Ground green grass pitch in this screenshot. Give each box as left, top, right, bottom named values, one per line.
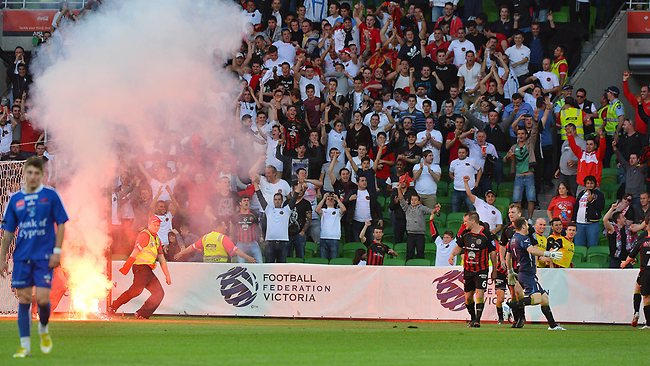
left=0, top=317, right=648, bottom=365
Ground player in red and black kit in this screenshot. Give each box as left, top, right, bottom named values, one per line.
left=449, top=212, right=497, bottom=327
left=621, top=216, right=650, bottom=329
left=499, top=204, right=530, bottom=324
left=359, top=220, right=397, bottom=266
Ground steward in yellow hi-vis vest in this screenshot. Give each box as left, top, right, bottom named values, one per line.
left=173, top=222, right=257, bottom=264
left=559, top=107, right=584, bottom=140
left=111, top=216, right=172, bottom=319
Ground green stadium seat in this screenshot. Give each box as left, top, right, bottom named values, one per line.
left=342, top=242, right=367, bottom=258
left=494, top=197, right=510, bottom=210
left=406, top=258, right=431, bottom=266
left=598, top=235, right=609, bottom=247
left=382, top=234, right=395, bottom=244
left=587, top=246, right=610, bottom=266
left=498, top=182, right=514, bottom=199
left=383, top=257, right=405, bottom=266
left=553, top=6, right=570, bottom=22
left=437, top=195, right=451, bottom=204
left=425, top=251, right=436, bottom=262
left=393, top=242, right=407, bottom=251
left=286, top=257, right=304, bottom=263
left=433, top=212, right=446, bottom=228
left=601, top=168, right=618, bottom=179
left=305, top=241, right=318, bottom=258
left=304, top=257, right=329, bottom=264
left=329, top=257, right=353, bottom=265
left=573, top=246, right=587, bottom=262
left=574, top=261, right=603, bottom=268
left=437, top=181, right=448, bottom=197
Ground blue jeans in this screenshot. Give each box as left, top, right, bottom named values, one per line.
left=431, top=6, right=443, bottom=22
left=309, top=218, right=321, bottom=246
left=451, top=189, right=474, bottom=212
left=575, top=222, right=600, bottom=248
left=266, top=240, right=289, bottom=263
left=513, top=174, right=536, bottom=203
left=320, top=239, right=340, bottom=260
left=236, top=242, right=263, bottom=264
left=288, top=234, right=306, bottom=258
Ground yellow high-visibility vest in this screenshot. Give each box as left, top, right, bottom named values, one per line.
left=134, top=230, right=160, bottom=266
left=559, top=107, right=583, bottom=140
left=605, top=99, right=623, bottom=135
left=201, top=231, right=230, bottom=263
left=551, top=58, right=568, bottom=85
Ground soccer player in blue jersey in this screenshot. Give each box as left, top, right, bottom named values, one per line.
left=0, top=157, right=69, bottom=358
left=506, top=217, right=566, bottom=330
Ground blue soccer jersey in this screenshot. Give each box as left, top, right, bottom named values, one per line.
left=510, top=232, right=536, bottom=276
left=1, top=185, right=69, bottom=261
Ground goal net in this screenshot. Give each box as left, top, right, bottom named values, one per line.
left=0, top=161, right=24, bottom=315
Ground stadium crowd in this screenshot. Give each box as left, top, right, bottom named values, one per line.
left=1, top=0, right=646, bottom=271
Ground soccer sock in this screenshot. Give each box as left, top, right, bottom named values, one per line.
left=541, top=305, right=558, bottom=328
left=634, top=293, right=642, bottom=313
left=466, top=302, right=476, bottom=321
left=17, top=303, right=31, bottom=351
left=496, top=305, right=504, bottom=321
left=523, top=296, right=532, bottom=306
left=475, top=303, right=484, bottom=322
left=644, top=305, right=650, bottom=325
left=38, top=303, right=51, bottom=334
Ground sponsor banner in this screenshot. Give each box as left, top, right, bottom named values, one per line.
left=2, top=10, right=57, bottom=36
left=111, top=262, right=638, bottom=323
left=628, top=11, right=650, bottom=38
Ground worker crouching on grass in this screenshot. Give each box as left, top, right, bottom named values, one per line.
left=109, top=216, right=172, bottom=319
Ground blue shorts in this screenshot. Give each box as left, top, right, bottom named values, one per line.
left=12, top=260, right=53, bottom=289
left=517, top=272, right=545, bottom=296
left=513, top=174, right=536, bottom=203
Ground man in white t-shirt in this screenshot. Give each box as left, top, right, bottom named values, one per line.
left=504, top=31, right=531, bottom=84
left=316, top=192, right=347, bottom=260
left=254, top=180, right=291, bottom=263
left=323, top=120, right=347, bottom=162
left=273, top=30, right=297, bottom=66
left=447, top=28, right=476, bottom=67
left=526, top=58, right=560, bottom=96
left=463, top=130, right=498, bottom=195
left=363, top=99, right=391, bottom=130
left=449, top=145, right=481, bottom=212
left=463, top=177, right=503, bottom=235
left=457, top=50, right=481, bottom=105
left=416, top=118, right=443, bottom=165
left=345, top=144, right=373, bottom=183
left=412, top=150, right=441, bottom=208
left=241, top=0, right=262, bottom=28
left=250, top=165, right=291, bottom=214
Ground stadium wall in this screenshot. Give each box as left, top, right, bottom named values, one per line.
left=96, top=262, right=639, bottom=324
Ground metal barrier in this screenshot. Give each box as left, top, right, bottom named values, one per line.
left=1, top=0, right=86, bottom=10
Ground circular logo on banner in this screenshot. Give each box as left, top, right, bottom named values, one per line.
left=431, top=270, right=465, bottom=311
left=216, top=267, right=258, bottom=307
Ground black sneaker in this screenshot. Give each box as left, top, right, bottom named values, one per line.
left=471, top=321, right=481, bottom=328
left=513, top=318, right=525, bottom=328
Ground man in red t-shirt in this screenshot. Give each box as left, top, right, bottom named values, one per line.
left=623, top=71, right=650, bottom=135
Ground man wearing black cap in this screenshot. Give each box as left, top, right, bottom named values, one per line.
left=604, top=86, right=625, bottom=167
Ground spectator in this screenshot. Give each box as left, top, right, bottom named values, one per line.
left=398, top=187, right=434, bottom=260
left=505, top=31, right=531, bottom=85
left=573, top=175, right=605, bottom=248
left=551, top=45, right=568, bottom=86
left=445, top=116, right=473, bottom=164
left=555, top=123, right=583, bottom=195
left=450, top=145, right=481, bottom=212
left=524, top=18, right=556, bottom=73
left=492, top=4, right=514, bottom=37
left=623, top=70, right=650, bottom=135
left=321, top=118, right=347, bottom=162
left=568, top=129, right=606, bottom=188
left=0, top=141, right=30, bottom=161
left=254, top=180, right=293, bottom=263
left=416, top=117, right=444, bottom=166
left=457, top=51, right=481, bottom=105
left=359, top=221, right=396, bottom=265
left=231, top=196, right=263, bottom=264
left=614, top=143, right=647, bottom=204
left=286, top=182, right=312, bottom=259
left=463, top=177, right=503, bottom=236
left=388, top=163, right=415, bottom=243
left=524, top=58, right=560, bottom=96
left=447, top=29, right=476, bottom=68
left=616, top=119, right=645, bottom=166
left=435, top=2, right=463, bottom=39
left=502, top=93, right=534, bottom=138
left=504, top=115, right=541, bottom=219
left=463, top=129, right=499, bottom=195
left=348, top=175, right=382, bottom=246
left=547, top=182, right=577, bottom=229
left=316, top=192, right=347, bottom=260
left=10, top=64, right=30, bottom=104
left=434, top=230, right=457, bottom=266
left=604, top=202, right=637, bottom=269
left=412, top=150, right=442, bottom=208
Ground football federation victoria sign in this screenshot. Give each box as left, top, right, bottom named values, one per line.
left=111, top=262, right=637, bottom=323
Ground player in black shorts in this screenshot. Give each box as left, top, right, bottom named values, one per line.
left=621, top=219, right=650, bottom=329
left=499, top=204, right=531, bottom=324
left=448, top=212, right=497, bottom=328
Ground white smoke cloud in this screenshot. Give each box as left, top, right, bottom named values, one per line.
left=28, top=0, right=247, bottom=315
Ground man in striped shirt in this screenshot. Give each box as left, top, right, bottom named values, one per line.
left=359, top=221, right=396, bottom=265
left=448, top=212, right=497, bottom=328
left=231, top=196, right=263, bottom=264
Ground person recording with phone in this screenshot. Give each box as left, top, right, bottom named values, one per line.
left=572, top=175, right=604, bottom=248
